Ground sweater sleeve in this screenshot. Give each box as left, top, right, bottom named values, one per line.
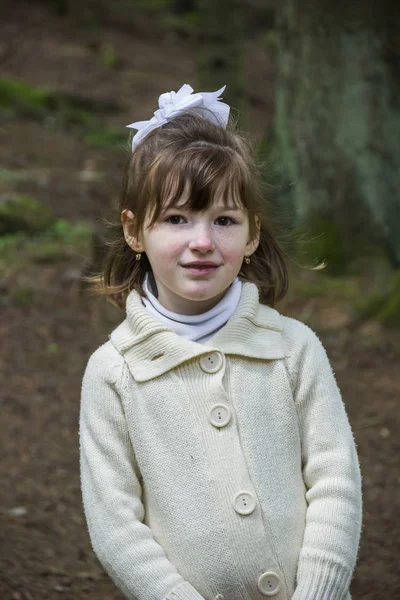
left=284, top=322, right=363, bottom=600
left=79, top=345, right=205, bottom=600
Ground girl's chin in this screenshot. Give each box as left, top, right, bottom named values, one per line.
left=179, top=281, right=227, bottom=298
left=155, top=274, right=237, bottom=312
left=180, top=287, right=229, bottom=306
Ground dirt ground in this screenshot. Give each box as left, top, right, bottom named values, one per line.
left=0, top=3, right=399, bottom=599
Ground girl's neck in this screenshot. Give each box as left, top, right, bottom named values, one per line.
left=146, top=271, right=232, bottom=315
left=141, top=273, right=242, bottom=343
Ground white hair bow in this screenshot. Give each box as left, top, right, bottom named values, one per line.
left=126, top=83, right=230, bottom=151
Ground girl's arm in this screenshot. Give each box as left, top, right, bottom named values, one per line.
left=79, top=346, right=205, bottom=600
left=285, top=322, right=363, bottom=600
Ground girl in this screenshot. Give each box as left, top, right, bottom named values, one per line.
left=80, top=84, right=362, bottom=600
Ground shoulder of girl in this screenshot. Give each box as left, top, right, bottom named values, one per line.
left=279, top=314, right=327, bottom=357
left=84, top=339, right=124, bottom=385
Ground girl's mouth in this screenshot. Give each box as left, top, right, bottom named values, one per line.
left=183, top=264, right=220, bottom=274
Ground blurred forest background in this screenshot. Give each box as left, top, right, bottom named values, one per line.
left=0, top=0, right=399, bottom=598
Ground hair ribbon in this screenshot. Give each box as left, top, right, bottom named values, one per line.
left=126, top=84, right=230, bottom=151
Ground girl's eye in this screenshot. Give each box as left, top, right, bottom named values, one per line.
left=215, top=216, right=234, bottom=226
left=166, top=215, right=185, bottom=225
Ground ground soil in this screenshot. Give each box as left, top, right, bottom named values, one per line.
left=0, top=3, right=399, bottom=600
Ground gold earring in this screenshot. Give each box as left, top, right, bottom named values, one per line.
left=244, top=256, right=251, bottom=264
left=135, top=252, right=142, bottom=261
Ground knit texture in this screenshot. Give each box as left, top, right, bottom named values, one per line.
left=79, top=282, right=362, bottom=600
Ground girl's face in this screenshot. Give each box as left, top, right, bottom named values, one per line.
left=122, top=200, right=259, bottom=315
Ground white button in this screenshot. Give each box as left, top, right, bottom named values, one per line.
left=233, top=491, right=256, bottom=515
left=209, top=404, right=232, bottom=428
left=199, top=352, right=223, bottom=373
left=258, top=572, right=281, bottom=596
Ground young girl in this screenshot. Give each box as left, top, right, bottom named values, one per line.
left=80, top=84, right=362, bottom=600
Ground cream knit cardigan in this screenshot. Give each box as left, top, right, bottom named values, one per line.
left=79, top=282, right=362, bottom=600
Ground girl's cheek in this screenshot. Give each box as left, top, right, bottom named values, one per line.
left=220, top=241, right=246, bottom=261
left=168, top=240, right=183, bottom=255
left=155, top=239, right=182, bottom=259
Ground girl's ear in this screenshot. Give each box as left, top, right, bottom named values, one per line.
left=121, top=209, right=142, bottom=252
left=245, top=215, right=261, bottom=257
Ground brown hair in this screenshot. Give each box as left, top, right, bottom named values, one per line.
left=85, top=108, right=290, bottom=309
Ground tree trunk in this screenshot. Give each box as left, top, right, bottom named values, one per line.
left=275, top=0, right=400, bottom=268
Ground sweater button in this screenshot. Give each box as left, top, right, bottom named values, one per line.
left=199, top=352, right=223, bottom=373
left=209, top=404, right=232, bottom=428
left=233, top=491, right=256, bottom=515
left=257, top=572, right=281, bottom=596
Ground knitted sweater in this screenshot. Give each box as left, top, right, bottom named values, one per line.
left=79, top=282, right=362, bottom=600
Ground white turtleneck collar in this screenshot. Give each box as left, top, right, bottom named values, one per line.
left=141, top=273, right=242, bottom=344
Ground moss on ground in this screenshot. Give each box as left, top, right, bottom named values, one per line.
left=291, top=273, right=359, bottom=301
left=0, top=218, right=93, bottom=276
left=0, top=77, right=124, bottom=149
left=355, top=271, right=400, bottom=327
left=84, top=127, right=127, bottom=149
left=0, top=193, right=54, bottom=234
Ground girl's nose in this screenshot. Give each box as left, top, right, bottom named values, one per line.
left=188, top=225, right=215, bottom=252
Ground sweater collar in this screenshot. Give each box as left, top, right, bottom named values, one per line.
left=110, top=282, right=285, bottom=382
left=142, top=275, right=243, bottom=343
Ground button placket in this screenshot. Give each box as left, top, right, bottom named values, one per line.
left=197, top=359, right=283, bottom=597
left=199, top=352, right=231, bottom=429
left=194, top=352, right=286, bottom=596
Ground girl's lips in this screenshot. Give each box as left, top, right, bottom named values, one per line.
left=183, top=262, right=219, bottom=267
left=182, top=264, right=220, bottom=274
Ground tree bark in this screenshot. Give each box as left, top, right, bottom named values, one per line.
left=275, top=0, right=400, bottom=268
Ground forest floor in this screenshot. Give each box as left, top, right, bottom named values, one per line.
left=0, top=3, right=399, bottom=599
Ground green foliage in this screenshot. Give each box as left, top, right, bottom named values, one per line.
left=45, top=0, right=68, bottom=16
left=258, top=30, right=277, bottom=56
left=0, top=77, right=126, bottom=141
left=99, top=43, right=119, bottom=69
left=46, top=342, right=60, bottom=353
left=290, top=257, right=400, bottom=327
left=44, top=218, right=93, bottom=246
left=0, top=194, right=53, bottom=235
left=0, top=77, right=95, bottom=128
left=292, top=274, right=359, bottom=301
left=161, top=10, right=199, bottom=35
left=0, top=232, right=25, bottom=252
left=130, top=0, right=173, bottom=9
left=355, top=271, right=400, bottom=326
left=0, top=219, right=93, bottom=274
left=12, top=287, right=36, bottom=308
left=0, top=169, right=43, bottom=185
left=0, top=77, right=127, bottom=147
left=84, top=127, right=127, bottom=149
left=0, top=78, right=50, bottom=119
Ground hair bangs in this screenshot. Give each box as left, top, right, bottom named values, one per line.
left=146, top=145, right=251, bottom=226
left=216, top=151, right=252, bottom=212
